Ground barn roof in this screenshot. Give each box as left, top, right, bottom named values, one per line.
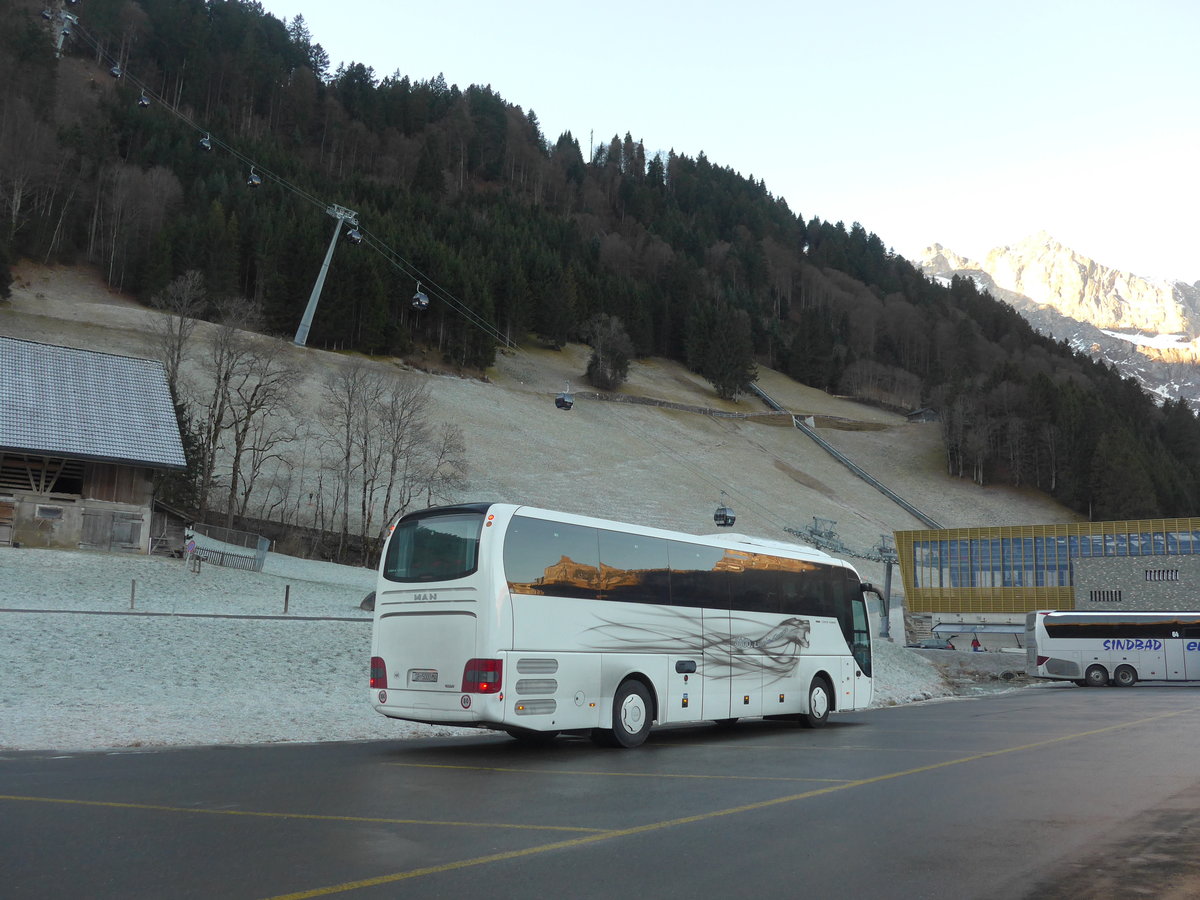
left=0, top=336, right=186, bottom=470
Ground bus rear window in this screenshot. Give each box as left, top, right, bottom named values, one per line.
left=384, top=512, right=483, bottom=583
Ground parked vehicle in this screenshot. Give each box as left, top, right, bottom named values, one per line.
left=370, top=502, right=878, bottom=748
left=906, top=638, right=955, bottom=650
left=1026, top=610, right=1200, bottom=686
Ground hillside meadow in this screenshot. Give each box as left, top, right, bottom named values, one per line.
left=0, top=261, right=1082, bottom=600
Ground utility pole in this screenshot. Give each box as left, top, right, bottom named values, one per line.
left=293, top=204, right=359, bottom=347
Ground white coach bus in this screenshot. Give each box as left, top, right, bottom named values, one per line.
left=1026, top=610, right=1200, bottom=687
left=370, top=503, right=876, bottom=747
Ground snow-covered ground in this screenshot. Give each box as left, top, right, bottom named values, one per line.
left=0, top=547, right=992, bottom=752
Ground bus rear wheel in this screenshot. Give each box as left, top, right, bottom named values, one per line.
left=800, top=676, right=832, bottom=728
left=1084, top=664, right=1110, bottom=687
left=1113, top=665, right=1138, bottom=687
left=593, top=679, right=653, bottom=748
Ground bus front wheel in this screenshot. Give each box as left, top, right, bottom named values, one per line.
left=1084, top=664, right=1110, bottom=687
left=594, top=679, right=653, bottom=748
left=800, top=676, right=832, bottom=728
left=1113, top=665, right=1138, bottom=687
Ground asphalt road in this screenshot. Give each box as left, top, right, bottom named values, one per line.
left=3, top=683, right=1199, bottom=899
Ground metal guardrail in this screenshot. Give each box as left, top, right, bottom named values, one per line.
left=188, top=524, right=270, bottom=573
left=748, top=383, right=942, bottom=529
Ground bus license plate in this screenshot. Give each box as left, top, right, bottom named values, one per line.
left=410, top=670, right=438, bottom=683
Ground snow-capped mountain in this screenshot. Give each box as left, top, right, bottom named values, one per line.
left=919, top=233, right=1200, bottom=407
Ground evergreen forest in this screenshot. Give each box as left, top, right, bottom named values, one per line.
left=2, top=0, right=1199, bottom=522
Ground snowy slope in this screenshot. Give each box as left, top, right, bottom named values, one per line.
left=0, top=547, right=960, bottom=752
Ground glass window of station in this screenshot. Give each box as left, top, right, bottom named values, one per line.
left=908, top=528, right=1200, bottom=589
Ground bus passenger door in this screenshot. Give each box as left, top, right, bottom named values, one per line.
left=702, top=608, right=732, bottom=720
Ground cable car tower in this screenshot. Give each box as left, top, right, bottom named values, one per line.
left=294, top=204, right=360, bottom=347
left=785, top=517, right=897, bottom=638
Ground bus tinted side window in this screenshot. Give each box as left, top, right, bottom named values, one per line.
left=667, top=541, right=730, bottom=609
left=1047, top=618, right=1184, bottom=640
left=504, top=517, right=600, bottom=600
left=729, top=553, right=781, bottom=614
left=598, top=530, right=670, bottom=605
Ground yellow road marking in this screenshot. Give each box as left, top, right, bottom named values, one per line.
left=0, top=796, right=604, bottom=833
left=266, top=708, right=1192, bottom=899
left=387, top=762, right=850, bottom=783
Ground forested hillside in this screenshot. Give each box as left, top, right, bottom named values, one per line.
left=2, top=0, right=1199, bottom=521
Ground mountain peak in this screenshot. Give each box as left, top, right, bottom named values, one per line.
left=919, top=235, right=1200, bottom=336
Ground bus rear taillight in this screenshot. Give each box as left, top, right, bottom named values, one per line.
left=1036, top=656, right=1050, bottom=667
left=462, top=659, right=502, bottom=693
left=370, top=656, right=388, bottom=689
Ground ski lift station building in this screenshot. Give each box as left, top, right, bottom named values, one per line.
left=894, top=519, right=1200, bottom=637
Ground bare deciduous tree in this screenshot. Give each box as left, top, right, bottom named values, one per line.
left=146, top=270, right=205, bottom=400
left=318, top=360, right=468, bottom=563
left=221, top=335, right=299, bottom=530
left=420, top=422, right=468, bottom=509
left=194, top=299, right=265, bottom=519
left=237, top=411, right=297, bottom=522
left=320, top=359, right=382, bottom=560
left=583, top=313, right=634, bottom=391
left=370, top=372, right=431, bottom=559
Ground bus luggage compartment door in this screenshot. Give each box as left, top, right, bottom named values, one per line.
left=728, top=614, right=766, bottom=719
left=702, top=608, right=732, bottom=720
left=666, top=657, right=705, bottom=723
left=839, top=656, right=859, bottom=709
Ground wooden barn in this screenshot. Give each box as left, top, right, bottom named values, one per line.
left=0, top=336, right=186, bottom=553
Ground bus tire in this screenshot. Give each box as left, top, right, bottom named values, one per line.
left=1084, top=664, right=1109, bottom=687
left=800, top=676, right=832, bottom=728
left=1113, top=665, right=1138, bottom=687
left=602, top=679, right=653, bottom=748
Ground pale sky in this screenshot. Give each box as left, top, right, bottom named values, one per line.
left=258, top=0, right=1200, bottom=284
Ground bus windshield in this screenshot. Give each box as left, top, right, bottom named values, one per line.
left=383, top=511, right=484, bottom=583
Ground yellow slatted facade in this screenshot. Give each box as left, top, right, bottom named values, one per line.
left=894, top=519, right=1200, bottom=614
